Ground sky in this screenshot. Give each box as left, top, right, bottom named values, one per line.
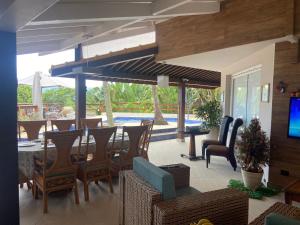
left=17, top=32, right=155, bottom=88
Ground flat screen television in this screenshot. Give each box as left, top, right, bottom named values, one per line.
left=288, top=97, right=300, bottom=139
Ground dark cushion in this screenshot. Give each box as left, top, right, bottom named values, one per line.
left=265, top=213, right=300, bottom=225
left=219, top=116, right=234, bottom=145
left=176, top=186, right=201, bottom=197
left=133, top=157, right=176, bottom=200
left=202, top=139, right=221, bottom=146
left=206, top=145, right=228, bottom=156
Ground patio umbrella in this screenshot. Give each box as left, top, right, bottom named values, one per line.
left=32, top=72, right=43, bottom=119
left=19, top=72, right=74, bottom=88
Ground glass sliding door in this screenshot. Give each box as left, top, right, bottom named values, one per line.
left=232, top=67, right=261, bottom=125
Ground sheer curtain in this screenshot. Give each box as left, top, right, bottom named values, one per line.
left=232, top=68, right=261, bottom=125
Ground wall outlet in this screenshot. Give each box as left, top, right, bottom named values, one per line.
left=280, top=170, right=290, bottom=176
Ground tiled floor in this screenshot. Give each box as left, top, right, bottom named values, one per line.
left=20, top=136, right=284, bottom=225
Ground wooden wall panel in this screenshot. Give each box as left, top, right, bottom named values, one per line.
left=156, top=0, right=295, bottom=61
left=269, top=41, right=300, bottom=187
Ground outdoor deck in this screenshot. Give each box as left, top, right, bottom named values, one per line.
left=20, top=136, right=283, bottom=225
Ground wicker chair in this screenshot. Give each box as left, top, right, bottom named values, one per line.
left=249, top=202, right=300, bottom=225
left=139, top=120, right=154, bottom=161
left=32, top=130, right=82, bottom=213
left=119, top=170, right=249, bottom=225
left=77, top=127, right=117, bottom=201
left=206, top=118, right=243, bottom=171
left=201, top=116, right=233, bottom=159
left=19, top=169, right=32, bottom=190
left=18, top=120, right=47, bottom=140
left=51, top=119, right=76, bottom=131
left=18, top=120, right=47, bottom=188
left=111, top=125, right=148, bottom=174
left=80, top=118, right=103, bottom=130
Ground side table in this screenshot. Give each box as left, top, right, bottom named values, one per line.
left=160, top=164, right=190, bottom=189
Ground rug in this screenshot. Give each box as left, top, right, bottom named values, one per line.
left=228, top=179, right=281, bottom=200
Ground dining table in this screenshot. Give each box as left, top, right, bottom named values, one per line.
left=180, top=126, right=210, bottom=161
left=18, top=133, right=128, bottom=179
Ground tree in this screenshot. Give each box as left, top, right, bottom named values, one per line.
left=18, top=84, right=32, bottom=103
left=42, top=87, right=75, bottom=108
left=152, top=85, right=168, bottom=125
left=103, top=81, right=114, bottom=126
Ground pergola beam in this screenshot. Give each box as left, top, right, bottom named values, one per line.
left=177, top=81, right=186, bottom=142
left=74, top=44, right=86, bottom=128
left=0, top=0, right=59, bottom=32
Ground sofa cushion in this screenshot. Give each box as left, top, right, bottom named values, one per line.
left=133, top=157, right=176, bottom=200
left=176, top=186, right=201, bottom=198
left=265, top=213, right=300, bottom=225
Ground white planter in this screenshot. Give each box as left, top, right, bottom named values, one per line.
left=241, top=169, right=263, bottom=191
left=206, top=127, right=219, bottom=140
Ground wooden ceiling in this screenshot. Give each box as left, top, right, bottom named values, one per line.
left=51, top=43, right=221, bottom=88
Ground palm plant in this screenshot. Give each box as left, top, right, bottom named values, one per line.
left=194, top=99, right=222, bottom=129
left=236, top=118, right=270, bottom=173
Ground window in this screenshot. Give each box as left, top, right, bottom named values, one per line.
left=232, top=66, right=261, bottom=125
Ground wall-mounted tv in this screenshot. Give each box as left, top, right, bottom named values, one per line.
left=288, top=97, right=300, bottom=139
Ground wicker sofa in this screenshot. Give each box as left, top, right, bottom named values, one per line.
left=249, top=202, right=300, bottom=225
left=119, top=157, right=249, bottom=225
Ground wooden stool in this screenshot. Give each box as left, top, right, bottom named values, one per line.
left=285, top=180, right=300, bottom=204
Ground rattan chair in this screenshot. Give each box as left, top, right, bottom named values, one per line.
left=18, top=120, right=47, bottom=189
left=201, top=116, right=233, bottom=159
left=77, top=127, right=117, bottom=201
left=51, top=119, right=76, bottom=131
left=32, top=130, right=82, bottom=213
left=80, top=118, right=103, bottom=130
left=249, top=202, right=300, bottom=225
left=111, top=125, right=148, bottom=174
left=139, top=120, right=154, bottom=161
left=206, top=118, right=243, bottom=171
left=18, top=120, right=47, bottom=140
left=19, top=169, right=32, bottom=190
left=119, top=170, right=248, bottom=225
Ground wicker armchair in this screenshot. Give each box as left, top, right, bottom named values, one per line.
left=119, top=170, right=249, bottom=225
left=51, top=119, right=76, bottom=131
left=80, top=118, right=103, bottom=129
left=18, top=120, right=47, bottom=140
left=77, top=127, right=117, bottom=201
left=139, top=120, right=154, bottom=161
left=111, top=126, right=148, bottom=174
left=32, top=130, right=82, bottom=213
left=249, top=202, right=300, bottom=225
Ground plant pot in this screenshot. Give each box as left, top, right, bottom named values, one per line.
left=241, top=169, right=263, bottom=191
left=206, top=127, right=219, bottom=140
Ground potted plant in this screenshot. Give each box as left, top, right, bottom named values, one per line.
left=194, top=99, right=222, bottom=139
left=236, top=118, right=270, bottom=190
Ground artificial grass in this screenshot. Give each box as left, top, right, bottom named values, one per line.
left=228, top=179, right=281, bottom=200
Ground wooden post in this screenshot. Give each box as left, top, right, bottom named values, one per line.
left=177, top=81, right=186, bottom=142
left=75, top=44, right=86, bottom=128
left=0, top=31, right=19, bottom=224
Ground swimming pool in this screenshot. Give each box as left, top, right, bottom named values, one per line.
left=108, top=116, right=202, bottom=125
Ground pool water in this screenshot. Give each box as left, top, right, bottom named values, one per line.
left=109, top=116, right=202, bottom=125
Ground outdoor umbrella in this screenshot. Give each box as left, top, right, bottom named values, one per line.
left=32, top=72, right=43, bottom=119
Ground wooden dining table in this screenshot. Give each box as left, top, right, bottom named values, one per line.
left=18, top=134, right=128, bottom=179
left=180, top=126, right=210, bottom=161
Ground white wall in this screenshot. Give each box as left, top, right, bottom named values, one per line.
left=221, top=44, right=275, bottom=136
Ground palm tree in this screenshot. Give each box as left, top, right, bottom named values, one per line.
left=152, top=85, right=168, bottom=125
left=103, top=81, right=114, bottom=126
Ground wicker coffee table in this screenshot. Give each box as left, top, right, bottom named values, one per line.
left=249, top=202, right=300, bottom=225
left=285, top=180, right=300, bottom=204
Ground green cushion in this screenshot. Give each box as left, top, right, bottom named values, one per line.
left=265, top=213, right=300, bottom=225
left=176, top=186, right=200, bottom=197
left=133, top=157, right=176, bottom=200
